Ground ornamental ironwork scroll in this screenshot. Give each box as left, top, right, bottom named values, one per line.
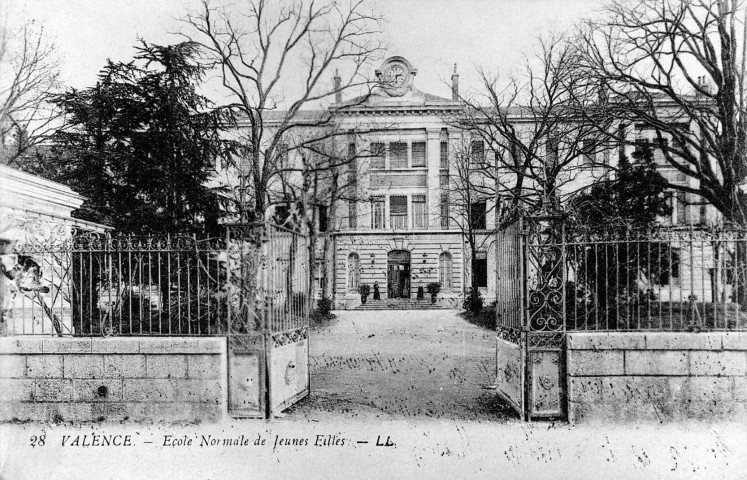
left=226, top=224, right=266, bottom=335
left=525, top=216, right=566, bottom=332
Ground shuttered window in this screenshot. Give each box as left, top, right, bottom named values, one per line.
left=348, top=201, right=357, bottom=228
left=370, top=142, right=385, bottom=170
left=389, top=195, right=407, bottom=215
left=440, top=141, right=449, bottom=169
left=412, top=195, right=427, bottom=228
left=371, top=196, right=385, bottom=229
left=390, top=142, right=407, bottom=169
left=411, top=142, right=426, bottom=167
left=470, top=201, right=487, bottom=230
left=470, top=141, right=484, bottom=164
left=440, top=193, right=449, bottom=228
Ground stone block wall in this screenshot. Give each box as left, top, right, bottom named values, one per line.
left=567, top=332, right=747, bottom=423
left=0, top=337, right=227, bottom=423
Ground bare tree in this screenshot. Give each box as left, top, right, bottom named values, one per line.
left=456, top=37, right=610, bottom=220
left=575, top=0, right=747, bottom=224
left=0, top=13, right=60, bottom=165
left=444, top=138, right=495, bottom=292
left=272, top=132, right=376, bottom=300
left=182, top=0, right=383, bottom=221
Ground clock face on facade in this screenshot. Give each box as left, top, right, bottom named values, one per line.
left=381, top=62, right=410, bottom=95
left=389, top=64, right=406, bottom=86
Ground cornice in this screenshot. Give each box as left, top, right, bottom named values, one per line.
left=0, top=165, right=86, bottom=213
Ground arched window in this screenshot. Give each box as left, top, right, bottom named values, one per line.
left=347, top=253, right=360, bottom=291
left=439, top=252, right=453, bottom=289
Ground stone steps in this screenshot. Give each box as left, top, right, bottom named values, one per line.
left=353, top=300, right=444, bottom=311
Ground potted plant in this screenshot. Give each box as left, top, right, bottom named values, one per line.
left=358, top=284, right=371, bottom=304
left=426, top=282, right=441, bottom=304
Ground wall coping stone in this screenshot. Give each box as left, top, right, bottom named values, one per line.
left=567, top=333, right=645, bottom=350
left=90, top=338, right=141, bottom=354
left=645, top=333, right=723, bottom=350
left=0, top=337, right=44, bottom=354
left=568, top=332, right=747, bottom=351
left=138, top=338, right=224, bottom=354
left=0, top=337, right=225, bottom=355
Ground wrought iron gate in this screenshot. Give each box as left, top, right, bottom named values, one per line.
left=226, top=223, right=310, bottom=418
left=495, top=214, right=566, bottom=421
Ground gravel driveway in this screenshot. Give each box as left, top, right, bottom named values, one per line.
left=285, top=309, right=516, bottom=421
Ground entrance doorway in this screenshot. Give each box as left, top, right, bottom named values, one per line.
left=387, top=250, right=411, bottom=298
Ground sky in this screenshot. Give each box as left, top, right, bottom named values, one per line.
left=7, top=0, right=604, bottom=103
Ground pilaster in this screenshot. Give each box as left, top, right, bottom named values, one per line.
left=426, top=129, right=441, bottom=229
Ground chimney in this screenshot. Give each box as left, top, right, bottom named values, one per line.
left=451, top=64, right=459, bottom=101
left=334, top=69, right=342, bottom=103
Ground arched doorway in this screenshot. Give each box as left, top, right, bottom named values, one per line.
left=387, top=250, right=411, bottom=298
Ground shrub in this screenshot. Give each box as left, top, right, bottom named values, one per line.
left=426, top=282, right=441, bottom=296
left=316, top=297, right=333, bottom=316
left=358, top=284, right=371, bottom=296
left=463, top=289, right=484, bottom=314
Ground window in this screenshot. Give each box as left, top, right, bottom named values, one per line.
left=440, top=141, right=449, bottom=169
left=470, top=201, right=487, bottom=230
left=390, top=195, right=408, bottom=229
left=633, top=137, right=650, bottom=152
left=657, top=248, right=680, bottom=287
left=547, top=137, right=559, bottom=167
left=440, top=173, right=449, bottom=188
left=582, top=139, right=596, bottom=166
left=470, top=141, right=484, bottom=164
left=314, top=260, right=323, bottom=291
left=278, top=143, right=289, bottom=167
left=390, top=142, right=407, bottom=169
left=347, top=253, right=360, bottom=291
left=370, top=142, right=385, bottom=170
left=413, top=195, right=427, bottom=228
left=674, top=192, right=687, bottom=224
left=602, top=149, right=611, bottom=169
left=510, top=141, right=522, bottom=164
left=371, top=196, right=385, bottom=229
left=700, top=202, right=708, bottom=225
left=474, top=252, right=488, bottom=288
left=440, top=193, right=450, bottom=228
left=348, top=143, right=357, bottom=184
left=318, top=206, right=328, bottom=232
left=671, top=170, right=688, bottom=184
left=348, top=201, right=357, bottom=229
left=411, top=142, right=426, bottom=167
left=439, top=252, right=453, bottom=289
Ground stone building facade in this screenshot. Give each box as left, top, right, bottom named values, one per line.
left=324, top=56, right=497, bottom=308
left=238, top=56, right=722, bottom=310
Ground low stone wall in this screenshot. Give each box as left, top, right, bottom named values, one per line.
left=567, top=332, right=747, bottom=423
left=0, top=337, right=227, bottom=423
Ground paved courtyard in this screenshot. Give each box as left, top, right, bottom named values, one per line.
left=285, top=309, right=516, bottom=421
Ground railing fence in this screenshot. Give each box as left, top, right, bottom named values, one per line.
left=1, top=223, right=310, bottom=337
